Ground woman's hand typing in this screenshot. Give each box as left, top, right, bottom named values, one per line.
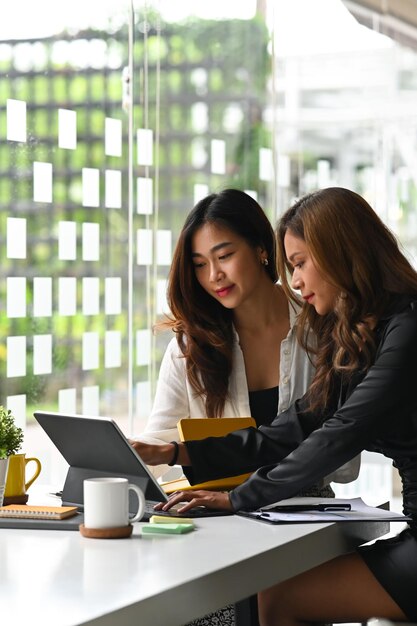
left=154, top=489, right=233, bottom=513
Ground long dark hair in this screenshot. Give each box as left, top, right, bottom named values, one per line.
left=163, top=188, right=278, bottom=417
left=277, top=186, right=417, bottom=413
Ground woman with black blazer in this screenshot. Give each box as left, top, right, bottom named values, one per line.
left=135, top=187, right=417, bottom=624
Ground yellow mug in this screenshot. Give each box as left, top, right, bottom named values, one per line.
left=5, top=453, right=42, bottom=497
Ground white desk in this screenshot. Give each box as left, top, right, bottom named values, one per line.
left=0, top=495, right=389, bottom=626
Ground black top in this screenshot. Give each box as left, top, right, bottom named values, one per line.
left=184, top=297, right=417, bottom=525
left=248, top=387, right=279, bottom=427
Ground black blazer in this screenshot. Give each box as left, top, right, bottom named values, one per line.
left=184, top=298, right=417, bottom=520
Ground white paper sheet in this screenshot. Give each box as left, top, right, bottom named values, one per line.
left=240, top=497, right=410, bottom=523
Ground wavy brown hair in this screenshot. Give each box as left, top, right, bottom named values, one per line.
left=277, top=187, right=417, bottom=414
left=161, top=189, right=278, bottom=417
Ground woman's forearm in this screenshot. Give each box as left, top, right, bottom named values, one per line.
left=130, top=439, right=190, bottom=467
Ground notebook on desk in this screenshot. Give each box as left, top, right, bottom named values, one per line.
left=4, top=411, right=232, bottom=531
left=161, top=416, right=256, bottom=494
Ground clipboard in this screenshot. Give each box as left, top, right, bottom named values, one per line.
left=177, top=416, right=256, bottom=441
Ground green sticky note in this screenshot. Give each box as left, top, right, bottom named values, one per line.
left=142, top=523, right=195, bottom=534
left=149, top=515, right=194, bottom=525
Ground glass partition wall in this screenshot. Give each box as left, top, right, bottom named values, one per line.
left=2, top=0, right=417, bottom=495
left=1, top=0, right=274, bottom=484
left=1, top=1, right=133, bottom=483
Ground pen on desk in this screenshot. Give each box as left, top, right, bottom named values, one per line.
left=317, top=504, right=351, bottom=511
left=262, top=503, right=352, bottom=513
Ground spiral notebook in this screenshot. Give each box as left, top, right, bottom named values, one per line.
left=0, top=504, right=78, bottom=520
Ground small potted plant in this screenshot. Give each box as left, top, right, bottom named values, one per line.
left=0, top=406, right=24, bottom=506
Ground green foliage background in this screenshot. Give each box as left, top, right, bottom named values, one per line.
left=0, top=10, right=272, bottom=419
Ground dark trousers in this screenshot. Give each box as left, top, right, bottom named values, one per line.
left=235, top=596, right=260, bottom=626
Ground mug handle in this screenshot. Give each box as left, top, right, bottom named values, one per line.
left=24, top=457, right=42, bottom=491
left=128, top=483, right=145, bottom=523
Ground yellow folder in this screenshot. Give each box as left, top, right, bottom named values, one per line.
left=161, top=417, right=256, bottom=494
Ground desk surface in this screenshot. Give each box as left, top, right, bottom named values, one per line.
left=1, top=491, right=389, bottom=626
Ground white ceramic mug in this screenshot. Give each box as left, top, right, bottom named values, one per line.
left=83, top=477, right=145, bottom=529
